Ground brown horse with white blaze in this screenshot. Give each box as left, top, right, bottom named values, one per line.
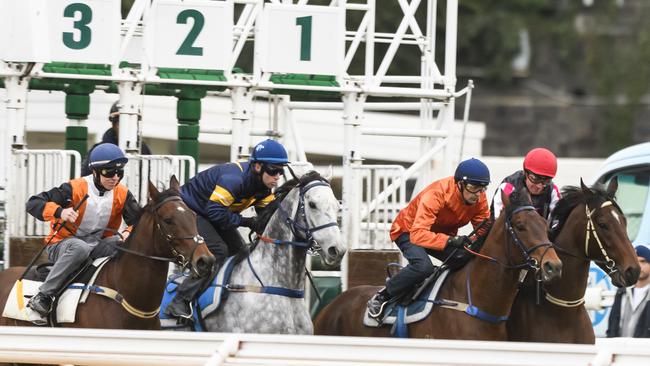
left=507, top=178, right=640, bottom=343
left=0, top=176, right=214, bottom=329
left=314, top=189, right=563, bottom=339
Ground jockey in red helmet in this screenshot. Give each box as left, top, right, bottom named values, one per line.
left=491, top=147, right=560, bottom=221
left=367, top=158, right=491, bottom=318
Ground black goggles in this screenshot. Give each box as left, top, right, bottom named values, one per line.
left=464, top=182, right=488, bottom=194
left=99, top=168, right=124, bottom=178
left=262, top=165, right=285, bottom=176
left=525, top=170, right=552, bottom=186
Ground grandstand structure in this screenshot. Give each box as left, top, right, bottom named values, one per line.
left=0, top=0, right=472, bottom=296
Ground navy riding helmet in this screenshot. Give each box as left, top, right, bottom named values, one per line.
left=454, top=158, right=490, bottom=186
left=89, top=143, right=128, bottom=169
left=250, top=139, right=289, bottom=165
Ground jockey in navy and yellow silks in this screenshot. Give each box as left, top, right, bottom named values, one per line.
left=26, top=144, right=140, bottom=317
left=180, top=161, right=274, bottom=231
left=165, top=139, right=290, bottom=319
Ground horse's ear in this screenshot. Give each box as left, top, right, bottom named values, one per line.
left=501, top=187, right=511, bottom=208
left=580, top=178, right=593, bottom=197
left=606, top=176, right=619, bottom=197
left=324, top=165, right=333, bottom=181
left=148, top=179, right=159, bottom=201
left=169, top=175, right=180, bottom=192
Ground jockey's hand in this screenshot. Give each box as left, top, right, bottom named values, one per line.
left=240, top=217, right=258, bottom=232
left=60, top=207, right=79, bottom=223
left=447, top=235, right=469, bottom=249
left=120, top=231, right=130, bottom=242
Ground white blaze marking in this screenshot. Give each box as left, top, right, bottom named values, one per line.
left=177, top=207, right=186, bottom=212
left=611, top=210, right=621, bottom=224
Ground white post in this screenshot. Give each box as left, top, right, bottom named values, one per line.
left=230, top=83, right=253, bottom=162
left=2, top=73, right=29, bottom=268
left=117, top=81, right=143, bottom=154
left=341, top=91, right=365, bottom=291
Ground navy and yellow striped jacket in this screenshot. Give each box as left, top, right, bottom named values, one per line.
left=180, top=162, right=274, bottom=230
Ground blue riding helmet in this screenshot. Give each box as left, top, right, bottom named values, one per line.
left=88, top=143, right=128, bottom=169
left=250, top=139, right=289, bottom=165
left=454, top=158, right=490, bottom=186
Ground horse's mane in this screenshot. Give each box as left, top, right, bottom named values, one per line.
left=256, top=170, right=329, bottom=232
left=549, top=184, right=614, bottom=241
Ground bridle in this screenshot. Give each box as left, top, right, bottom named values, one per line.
left=503, top=205, right=554, bottom=271
left=546, top=199, right=621, bottom=307
left=259, top=179, right=338, bottom=254
left=116, top=195, right=205, bottom=276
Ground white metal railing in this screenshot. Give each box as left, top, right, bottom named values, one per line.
left=123, top=155, right=196, bottom=204
left=0, top=326, right=649, bottom=366
left=9, top=149, right=81, bottom=237
left=354, top=165, right=406, bottom=250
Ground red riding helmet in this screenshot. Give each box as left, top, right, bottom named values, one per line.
left=523, top=148, right=557, bottom=178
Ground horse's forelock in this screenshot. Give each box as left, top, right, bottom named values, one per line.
left=505, top=190, right=532, bottom=217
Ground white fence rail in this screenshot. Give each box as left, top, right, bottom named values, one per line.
left=123, top=154, right=196, bottom=204
left=0, top=327, right=649, bottom=366
left=354, top=165, right=407, bottom=250
left=9, top=149, right=81, bottom=237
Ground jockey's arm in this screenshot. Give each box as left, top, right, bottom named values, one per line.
left=26, top=182, right=73, bottom=221
left=409, top=190, right=449, bottom=251
left=120, top=191, right=140, bottom=237
left=206, top=175, right=245, bottom=230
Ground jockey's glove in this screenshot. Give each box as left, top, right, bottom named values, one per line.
left=446, top=235, right=469, bottom=249
left=240, top=217, right=258, bottom=231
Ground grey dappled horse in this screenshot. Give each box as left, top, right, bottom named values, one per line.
left=202, top=171, right=346, bottom=334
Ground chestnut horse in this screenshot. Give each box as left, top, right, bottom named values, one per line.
left=0, top=176, right=214, bottom=329
left=314, top=190, right=563, bottom=340
left=507, top=178, right=640, bottom=343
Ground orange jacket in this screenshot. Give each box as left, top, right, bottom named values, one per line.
left=26, top=176, right=139, bottom=245
left=390, top=176, right=490, bottom=250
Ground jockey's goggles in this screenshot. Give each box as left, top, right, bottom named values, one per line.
left=464, top=182, right=488, bottom=194
left=525, top=170, right=552, bottom=186
left=262, top=164, right=285, bottom=176
left=99, top=167, right=124, bottom=179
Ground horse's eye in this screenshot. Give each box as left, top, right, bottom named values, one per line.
left=308, top=201, right=317, bottom=209
left=515, top=223, right=526, bottom=231
left=597, top=221, right=608, bottom=229
left=164, top=218, right=173, bottom=225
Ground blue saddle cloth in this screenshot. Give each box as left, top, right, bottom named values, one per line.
left=363, top=268, right=451, bottom=336
left=160, top=256, right=237, bottom=331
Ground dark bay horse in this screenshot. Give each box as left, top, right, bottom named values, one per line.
left=198, top=171, right=346, bottom=334
left=507, top=178, right=640, bottom=343
left=0, top=176, right=214, bottom=329
left=314, top=190, right=563, bottom=340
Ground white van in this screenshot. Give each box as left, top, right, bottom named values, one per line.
left=592, top=142, right=650, bottom=245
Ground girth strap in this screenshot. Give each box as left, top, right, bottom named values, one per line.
left=434, top=299, right=508, bottom=324
left=67, top=284, right=160, bottom=319
left=225, top=284, right=304, bottom=298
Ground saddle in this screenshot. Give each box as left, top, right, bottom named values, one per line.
left=2, top=257, right=111, bottom=326
left=364, top=265, right=451, bottom=335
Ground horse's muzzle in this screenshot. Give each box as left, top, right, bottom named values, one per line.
left=195, top=254, right=216, bottom=277
left=541, top=260, right=563, bottom=283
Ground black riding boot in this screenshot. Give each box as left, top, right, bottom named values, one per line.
left=367, top=287, right=391, bottom=318
left=165, top=261, right=223, bottom=319
left=28, top=292, right=54, bottom=317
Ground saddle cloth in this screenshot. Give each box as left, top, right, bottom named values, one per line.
left=363, top=268, right=450, bottom=327
left=2, top=257, right=111, bottom=325
left=160, top=256, right=236, bottom=330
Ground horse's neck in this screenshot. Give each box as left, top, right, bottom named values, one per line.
left=110, top=214, right=170, bottom=309
left=550, top=205, right=591, bottom=298
left=467, top=221, right=523, bottom=315
left=252, top=190, right=306, bottom=289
